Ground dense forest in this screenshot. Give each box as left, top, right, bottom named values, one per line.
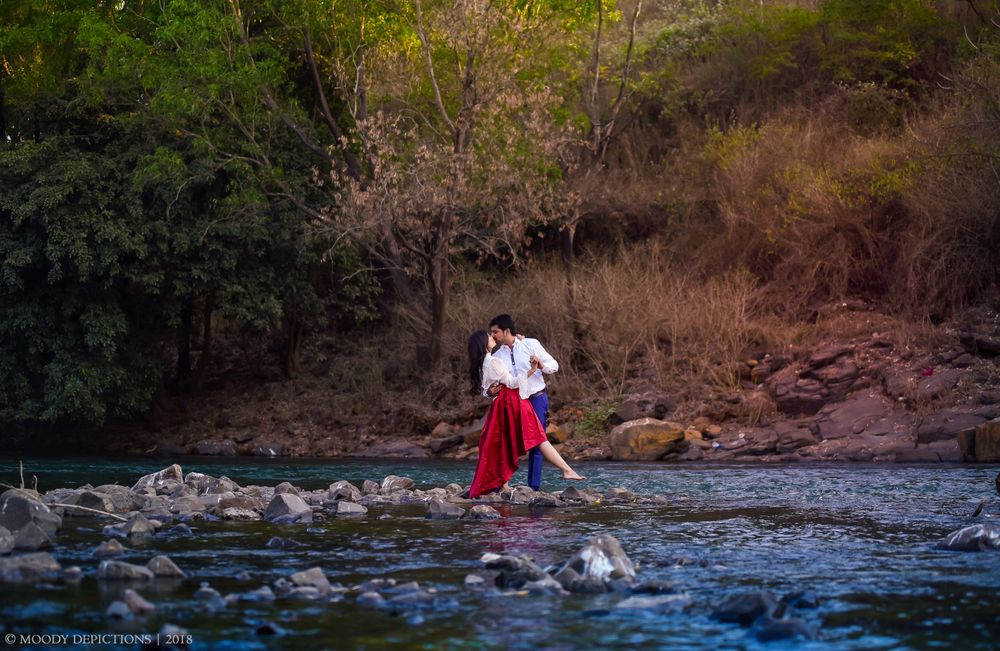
left=2, top=0, right=998, bottom=448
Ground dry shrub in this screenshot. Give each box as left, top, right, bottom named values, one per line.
left=446, top=242, right=772, bottom=404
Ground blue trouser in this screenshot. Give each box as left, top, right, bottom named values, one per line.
left=526, top=391, right=549, bottom=490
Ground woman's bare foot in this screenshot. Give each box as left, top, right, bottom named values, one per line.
left=562, top=470, right=585, bottom=480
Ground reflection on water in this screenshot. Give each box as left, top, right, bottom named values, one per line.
left=1, top=457, right=999, bottom=649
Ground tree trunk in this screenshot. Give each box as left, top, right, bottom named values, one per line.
left=428, top=252, right=449, bottom=371
left=561, top=216, right=589, bottom=365
left=176, top=298, right=193, bottom=386
left=193, top=292, right=214, bottom=388
left=282, top=313, right=304, bottom=378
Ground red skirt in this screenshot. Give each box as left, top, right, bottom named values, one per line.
left=469, top=387, right=548, bottom=498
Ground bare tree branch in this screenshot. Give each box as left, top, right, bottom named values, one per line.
left=414, top=0, right=456, bottom=132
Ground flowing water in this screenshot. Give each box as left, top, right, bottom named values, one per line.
left=1, top=457, right=998, bottom=650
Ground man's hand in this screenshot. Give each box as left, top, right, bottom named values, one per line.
left=530, top=354, right=543, bottom=370
left=487, top=382, right=501, bottom=397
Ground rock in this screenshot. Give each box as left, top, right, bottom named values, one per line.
left=609, top=418, right=685, bottom=461
left=959, top=332, right=1000, bottom=357
left=734, top=428, right=778, bottom=456
left=123, top=588, right=156, bottom=615
left=94, top=539, right=127, bottom=558
left=0, top=526, right=12, bottom=555
left=546, top=423, right=572, bottom=444
left=104, top=512, right=157, bottom=539
left=460, top=417, right=487, bottom=447
left=529, top=492, right=565, bottom=508
left=559, top=487, right=601, bottom=504
left=147, top=555, right=187, bottom=578
left=221, top=509, right=258, bottom=524
left=219, top=494, right=263, bottom=512
left=106, top=600, right=133, bottom=619
left=194, top=582, right=226, bottom=610
left=464, top=505, right=502, bottom=520
left=523, top=574, right=569, bottom=595
left=815, top=394, right=890, bottom=440
left=361, top=480, right=380, bottom=495
left=604, top=487, right=635, bottom=502
left=184, top=473, right=240, bottom=495
left=290, top=567, right=331, bottom=595
left=131, top=465, right=184, bottom=493
left=807, top=344, right=854, bottom=369
left=614, top=594, right=692, bottom=612
left=0, top=552, right=61, bottom=582
left=430, top=434, right=465, bottom=454
left=265, top=536, right=305, bottom=549
left=97, top=560, right=155, bottom=581
left=552, top=535, right=636, bottom=592
left=195, top=439, right=238, bottom=456
left=253, top=442, right=286, bottom=457
left=712, top=590, right=779, bottom=626
left=914, top=369, right=963, bottom=402
left=609, top=399, right=644, bottom=425
left=73, top=490, right=117, bottom=514
left=263, top=493, right=312, bottom=523
left=464, top=574, right=486, bottom=588
left=937, top=524, right=1000, bottom=551
left=926, top=439, right=962, bottom=462
left=327, top=480, right=362, bottom=502
left=775, top=424, right=819, bottom=453
left=766, top=367, right=827, bottom=416
left=12, top=522, right=54, bottom=550
left=335, top=502, right=368, bottom=517
left=426, top=498, right=465, bottom=520
left=380, top=475, right=416, bottom=494
left=483, top=554, right=548, bottom=589
left=916, top=411, right=989, bottom=444
left=971, top=419, right=1000, bottom=462
left=351, top=441, right=429, bottom=458
left=357, top=591, right=385, bottom=607
left=752, top=617, right=817, bottom=642
left=274, top=482, right=300, bottom=495
left=0, top=490, right=62, bottom=537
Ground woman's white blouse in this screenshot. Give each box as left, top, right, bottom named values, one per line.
left=481, top=353, right=534, bottom=400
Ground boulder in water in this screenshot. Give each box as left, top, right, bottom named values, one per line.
left=937, top=523, right=1000, bottom=551
left=712, top=590, right=779, bottom=626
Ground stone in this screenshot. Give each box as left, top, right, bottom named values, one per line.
left=815, top=394, right=890, bottom=440
left=106, top=600, right=133, bottom=619
left=290, top=567, right=331, bottom=595
left=357, top=591, right=385, bottom=607
left=552, top=535, right=636, bottom=592
left=123, top=589, right=156, bottom=615
left=194, top=583, right=226, bottom=610
left=604, top=487, right=635, bottom=502
left=12, top=522, right=54, bottom=550
left=97, top=560, right=155, bottom=581
left=73, top=490, right=117, bottom=514
left=380, top=475, right=416, bottom=494
left=609, top=418, right=685, bottom=461
left=253, top=442, right=286, bottom=457
left=558, top=487, right=601, bottom=504
left=926, top=439, right=962, bottom=462
left=808, top=344, right=854, bottom=369
left=105, top=512, right=156, bottom=539
left=523, top=574, right=569, bottom=596
left=274, top=482, right=300, bottom=495
left=335, top=502, right=368, bottom=517
left=0, top=526, right=12, bottom=555
left=546, top=424, right=572, bottom=444
left=195, top=439, right=238, bottom=456
left=131, top=465, right=184, bottom=493
left=0, top=552, right=61, bottom=582
left=973, top=419, right=1000, bottom=462
left=147, top=555, right=186, bottom=578
left=609, top=399, right=644, bottom=425
left=936, top=523, right=1000, bottom=551
left=483, top=554, right=548, bottom=589
left=263, top=493, right=312, bottom=523
left=327, top=480, right=362, bottom=502
left=219, top=495, right=262, bottom=511
left=614, top=594, right=692, bottom=612
left=712, top=590, right=779, bottom=626
left=735, top=428, right=778, bottom=456
left=93, top=539, right=127, bottom=558
left=916, top=411, right=989, bottom=444
left=361, top=480, right=380, bottom=495
left=752, top=617, right=817, bottom=642
left=351, top=441, right=429, bottom=458
left=184, top=473, right=240, bottom=495
left=775, top=426, right=819, bottom=453
left=221, top=508, right=260, bottom=521
left=894, top=447, right=942, bottom=463
left=463, top=505, right=502, bottom=520
left=0, top=490, right=62, bottom=537
left=529, top=493, right=565, bottom=508
left=426, top=498, right=465, bottom=520
left=430, top=434, right=465, bottom=453
left=959, top=332, right=1000, bottom=357
left=914, top=369, right=963, bottom=402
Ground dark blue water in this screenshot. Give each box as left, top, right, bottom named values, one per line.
left=1, top=457, right=998, bottom=650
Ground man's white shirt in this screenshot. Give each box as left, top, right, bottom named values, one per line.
left=495, top=338, right=558, bottom=397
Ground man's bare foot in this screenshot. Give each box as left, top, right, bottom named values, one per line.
left=562, top=470, right=585, bottom=480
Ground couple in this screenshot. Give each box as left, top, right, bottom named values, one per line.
left=466, top=314, right=584, bottom=498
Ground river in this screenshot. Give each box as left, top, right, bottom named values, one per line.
left=1, top=457, right=998, bottom=650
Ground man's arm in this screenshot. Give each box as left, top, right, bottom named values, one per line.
left=525, top=338, right=558, bottom=374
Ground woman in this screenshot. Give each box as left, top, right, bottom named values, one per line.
left=467, top=330, right=584, bottom=498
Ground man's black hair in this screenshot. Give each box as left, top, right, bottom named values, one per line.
left=489, top=314, right=516, bottom=335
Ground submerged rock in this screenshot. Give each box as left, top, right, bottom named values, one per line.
left=463, top=505, right=502, bottom=520
left=93, top=539, right=128, bottom=558
left=482, top=553, right=548, bottom=589
left=751, top=616, right=818, bottom=642
left=147, top=555, right=186, bottom=578
left=0, top=552, right=61, bottom=582
left=97, top=560, right=154, bottom=581
left=614, top=593, right=692, bottom=612
left=712, top=590, right=779, bottom=626
left=0, top=526, right=13, bottom=555
left=937, top=524, right=1000, bottom=551
left=290, top=567, right=332, bottom=595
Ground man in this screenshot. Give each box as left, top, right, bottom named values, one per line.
left=488, top=314, right=558, bottom=491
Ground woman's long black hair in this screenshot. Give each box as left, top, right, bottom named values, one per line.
left=467, top=330, right=489, bottom=395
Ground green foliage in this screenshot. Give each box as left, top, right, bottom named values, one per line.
left=575, top=401, right=616, bottom=440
